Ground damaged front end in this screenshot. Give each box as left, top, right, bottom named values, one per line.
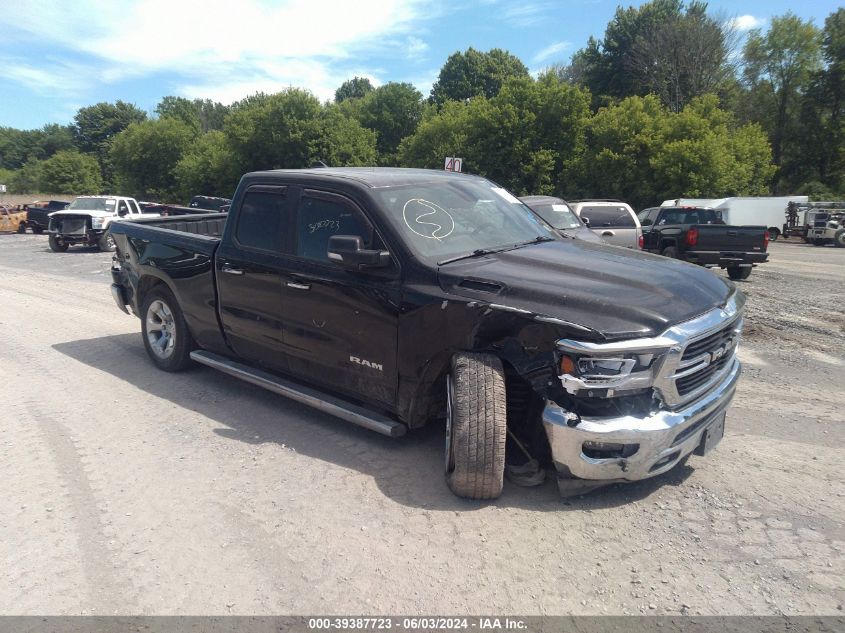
left=541, top=292, right=745, bottom=495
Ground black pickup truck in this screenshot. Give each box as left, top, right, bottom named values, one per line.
left=637, top=206, right=769, bottom=280
left=110, top=168, right=745, bottom=499
left=24, top=199, right=69, bottom=233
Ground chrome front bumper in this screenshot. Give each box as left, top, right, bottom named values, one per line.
left=543, top=358, right=740, bottom=483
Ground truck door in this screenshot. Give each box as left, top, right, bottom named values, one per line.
left=278, top=189, right=400, bottom=408
left=638, top=208, right=660, bottom=250
left=215, top=185, right=294, bottom=373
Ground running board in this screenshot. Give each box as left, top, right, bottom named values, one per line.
left=190, top=350, right=406, bottom=438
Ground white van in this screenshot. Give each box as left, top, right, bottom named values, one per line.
left=660, top=196, right=809, bottom=241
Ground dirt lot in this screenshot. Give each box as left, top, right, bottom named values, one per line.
left=0, top=235, right=842, bottom=616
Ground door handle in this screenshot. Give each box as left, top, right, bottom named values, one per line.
left=221, top=264, right=244, bottom=275
left=286, top=281, right=311, bottom=291
left=601, top=230, right=615, bottom=236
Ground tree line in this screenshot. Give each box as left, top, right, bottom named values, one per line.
left=0, top=2, right=841, bottom=210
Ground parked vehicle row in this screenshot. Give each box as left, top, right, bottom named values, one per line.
left=109, top=167, right=746, bottom=500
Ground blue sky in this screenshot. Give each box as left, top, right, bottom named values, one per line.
left=0, top=0, right=838, bottom=130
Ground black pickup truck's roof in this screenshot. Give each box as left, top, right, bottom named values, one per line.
left=246, top=167, right=485, bottom=188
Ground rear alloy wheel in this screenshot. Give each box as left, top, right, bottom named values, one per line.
left=48, top=234, right=69, bottom=252
left=834, top=229, right=845, bottom=248
left=445, top=352, right=507, bottom=500
left=727, top=266, right=752, bottom=280
left=141, top=288, right=193, bottom=371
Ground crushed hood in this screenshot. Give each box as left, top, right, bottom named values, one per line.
left=437, top=240, right=734, bottom=340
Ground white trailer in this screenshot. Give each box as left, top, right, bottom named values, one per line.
left=660, top=196, right=809, bottom=241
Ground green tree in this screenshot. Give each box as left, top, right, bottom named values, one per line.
left=578, top=94, right=775, bottom=208
left=156, top=96, right=228, bottom=134
left=402, top=75, right=591, bottom=196
left=223, top=88, right=375, bottom=172
left=565, top=0, right=688, bottom=104
left=72, top=100, right=148, bottom=188
left=796, top=9, right=845, bottom=192
left=9, top=161, right=43, bottom=193
left=356, top=82, right=423, bottom=164
left=335, top=77, right=374, bottom=102
left=110, top=118, right=196, bottom=199
left=398, top=101, right=474, bottom=168
left=429, top=48, right=530, bottom=105
left=743, top=13, right=822, bottom=177
left=174, top=131, right=240, bottom=200
left=38, top=151, right=102, bottom=194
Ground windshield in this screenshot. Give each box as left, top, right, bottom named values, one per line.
left=373, top=179, right=556, bottom=263
left=68, top=197, right=116, bottom=212
left=531, top=203, right=583, bottom=230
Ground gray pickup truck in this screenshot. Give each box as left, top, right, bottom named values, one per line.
left=109, top=167, right=745, bottom=499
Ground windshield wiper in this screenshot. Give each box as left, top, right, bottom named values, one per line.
left=437, top=247, right=506, bottom=266
left=437, top=236, right=555, bottom=266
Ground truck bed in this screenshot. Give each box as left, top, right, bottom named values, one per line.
left=109, top=213, right=226, bottom=352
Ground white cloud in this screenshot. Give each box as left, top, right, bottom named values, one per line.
left=501, top=3, right=548, bottom=27
left=532, top=41, right=571, bottom=64
left=406, top=36, right=429, bottom=58
left=0, top=0, right=434, bottom=103
left=728, top=15, right=765, bottom=32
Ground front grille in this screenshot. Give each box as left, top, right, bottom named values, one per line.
left=674, top=320, right=738, bottom=397
left=676, top=354, right=732, bottom=395
left=682, top=324, right=735, bottom=361
left=56, top=218, right=88, bottom=234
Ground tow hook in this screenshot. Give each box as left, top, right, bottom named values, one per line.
left=620, top=460, right=629, bottom=473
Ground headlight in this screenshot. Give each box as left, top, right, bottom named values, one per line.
left=557, top=348, right=665, bottom=397
left=91, top=217, right=104, bottom=229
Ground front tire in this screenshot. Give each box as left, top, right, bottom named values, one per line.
left=141, top=287, right=193, bottom=372
left=727, top=266, right=752, bottom=280
left=48, top=235, right=69, bottom=252
left=98, top=230, right=115, bottom=252
left=445, top=352, right=507, bottom=500
left=834, top=229, right=845, bottom=248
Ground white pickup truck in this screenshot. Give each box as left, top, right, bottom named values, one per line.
left=48, top=195, right=158, bottom=252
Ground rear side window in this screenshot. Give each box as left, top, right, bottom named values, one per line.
left=296, top=195, right=371, bottom=262
left=235, top=190, right=288, bottom=252
left=580, top=205, right=636, bottom=228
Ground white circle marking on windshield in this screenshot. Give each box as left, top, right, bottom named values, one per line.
left=402, top=198, right=455, bottom=240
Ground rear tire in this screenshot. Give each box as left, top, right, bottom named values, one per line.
left=16, top=222, right=26, bottom=234
left=834, top=229, right=845, bottom=248
left=661, top=245, right=678, bottom=258
left=32, top=225, right=44, bottom=234
left=141, top=287, right=194, bottom=372
left=812, top=239, right=825, bottom=246
left=445, top=352, right=507, bottom=500
left=727, top=266, right=752, bottom=280
left=48, top=234, right=69, bottom=252
left=767, top=228, right=779, bottom=241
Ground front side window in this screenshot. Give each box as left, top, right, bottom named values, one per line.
left=296, top=195, right=371, bottom=262
left=373, top=179, right=554, bottom=263
left=579, top=205, right=636, bottom=228
left=235, top=190, right=287, bottom=252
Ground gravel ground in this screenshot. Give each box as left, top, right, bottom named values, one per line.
left=0, top=235, right=842, bottom=616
